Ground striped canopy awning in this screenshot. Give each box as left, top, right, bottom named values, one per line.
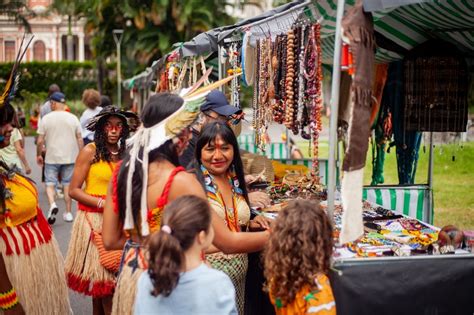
left=316, top=0, right=474, bottom=64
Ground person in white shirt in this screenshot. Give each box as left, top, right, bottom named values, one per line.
left=36, top=92, right=84, bottom=224
left=79, top=89, right=102, bottom=145
left=0, top=127, right=31, bottom=174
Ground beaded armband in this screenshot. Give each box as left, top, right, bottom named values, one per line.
left=0, top=288, right=19, bottom=310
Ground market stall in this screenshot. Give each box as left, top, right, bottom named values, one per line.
left=123, top=0, right=474, bottom=313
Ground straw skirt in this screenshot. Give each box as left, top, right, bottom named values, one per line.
left=0, top=219, right=71, bottom=315
left=65, top=210, right=116, bottom=297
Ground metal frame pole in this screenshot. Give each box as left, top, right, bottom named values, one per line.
left=217, top=44, right=224, bottom=91
left=427, top=132, right=434, bottom=223
left=327, top=0, right=346, bottom=221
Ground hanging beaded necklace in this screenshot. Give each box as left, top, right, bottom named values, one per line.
left=227, top=42, right=242, bottom=108
left=284, top=29, right=296, bottom=130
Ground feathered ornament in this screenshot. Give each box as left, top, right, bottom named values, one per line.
left=123, top=73, right=240, bottom=235
left=0, top=34, right=34, bottom=109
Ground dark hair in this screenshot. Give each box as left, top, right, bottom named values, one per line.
left=117, top=93, right=184, bottom=225
left=264, top=200, right=333, bottom=305
left=148, top=195, right=211, bottom=297
left=100, top=95, right=112, bottom=107
left=0, top=104, right=16, bottom=127
left=0, top=104, right=31, bottom=209
left=194, top=122, right=250, bottom=206
left=93, top=115, right=130, bottom=163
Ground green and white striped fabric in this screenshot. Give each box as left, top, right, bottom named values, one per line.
left=238, top=134, right=289, bottom=159
left=314, top=0, right=474, bottom=64
left=363, top=185, right=433, bottom=223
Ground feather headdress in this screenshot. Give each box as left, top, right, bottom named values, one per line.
left=123, top=74, right=240, bottom=235
left=0, top=34, right=33, bottom=109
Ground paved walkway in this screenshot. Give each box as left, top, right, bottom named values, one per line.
left=24, top=136, right=91, bottom=314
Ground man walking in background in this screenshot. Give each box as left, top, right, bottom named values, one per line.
left=36, top=92, right=83, bottom=224
left=40, top=83, right=61, bottom=118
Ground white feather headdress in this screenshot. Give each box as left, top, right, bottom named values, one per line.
left=122, top=74, right=240, bottom=236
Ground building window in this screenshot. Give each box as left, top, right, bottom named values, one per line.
left=33, top=40, right=46, bottom=61
left=5, top=41, right=15, bottom=62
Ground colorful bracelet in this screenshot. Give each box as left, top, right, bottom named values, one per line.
left=0, top=288, right=19, bottom=310
left=97, top=197, right=105, bottom=209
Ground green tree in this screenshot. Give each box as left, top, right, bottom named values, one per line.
left=80, top=0, right=236, bottom=77
left=0, top=1, right=34, bottom=32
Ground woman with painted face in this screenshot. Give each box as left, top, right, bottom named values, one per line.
left=0, top=103, right=71, bottom=314
left=65, top=106, right=138, bottom=315
left=194, top=122, right=272, bottom=314
left=102, top=91, right=269, bottom=315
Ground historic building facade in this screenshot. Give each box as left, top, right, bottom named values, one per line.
left=0, top=0, right=88, bottom=62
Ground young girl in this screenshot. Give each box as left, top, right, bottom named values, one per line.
left=264, top=200, right=336, bottom=315
left=134, top=195, right=237, bottom=315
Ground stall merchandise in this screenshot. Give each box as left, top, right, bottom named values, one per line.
left=259, top=189, right=471, bottom=259
left=246, top=20, right=324, bottom=180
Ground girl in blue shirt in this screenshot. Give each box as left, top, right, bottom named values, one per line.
left=135, top=195, right=238, bottom=315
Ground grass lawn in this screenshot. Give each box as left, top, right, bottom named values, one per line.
left=298, top=140, right=474, bottom=230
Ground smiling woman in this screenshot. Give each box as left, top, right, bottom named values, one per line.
left=194, top=122, right=272, bottom=314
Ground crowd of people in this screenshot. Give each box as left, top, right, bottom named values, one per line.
left=0, top=83, right=337, bottom=315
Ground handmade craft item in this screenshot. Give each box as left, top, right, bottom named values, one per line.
left=340, top=0, right=376, bottom=244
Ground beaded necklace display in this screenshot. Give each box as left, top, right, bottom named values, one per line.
left=284, top=29, right=296, bottom=130
left=272, top=35, right=285, bottom=123
left=227, top=42, right=242, bottom=108
left=249, top=21, right=324, bottom=180
left=252, top=39, right=261, bottom=145
left=296, top=24, right=307, bottom=134
left=303, top=23, right=323, bottom=178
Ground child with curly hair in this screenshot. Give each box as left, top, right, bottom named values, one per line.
left=264, top=200, right=336, bottom=314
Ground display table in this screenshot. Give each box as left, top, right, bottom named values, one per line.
left=258, top=188, right=474, bottom=314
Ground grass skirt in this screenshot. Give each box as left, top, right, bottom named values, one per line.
left=0, top=218, right=71, bottom=314
left=207, top=252, right=248, bottom=315
left=65, top=210, right=116, bottom=297
left=112, top=240, right=148, bottom=315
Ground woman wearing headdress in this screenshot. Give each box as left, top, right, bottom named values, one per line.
left=65, top=106, right=138, bottom=315
left=102, top=92, right=269, bottom=315
left=0, top=105, right=71, bottom=314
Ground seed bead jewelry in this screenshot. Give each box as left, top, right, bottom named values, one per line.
left=284, top=29, right=295, bottom=129
left=312, top=23, right=324, bottom=179
left=0, top=288, right=19, bottom=310
left=297, top=24, right=307, bottom=134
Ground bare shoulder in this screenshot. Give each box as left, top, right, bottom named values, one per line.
left=77, top=143, right=96, bottom=162
left=170, top=171, right=206, bottom=199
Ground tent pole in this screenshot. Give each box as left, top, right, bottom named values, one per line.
left=427, top=131, right=434, bottom=223
left=218, top=44, right=224, bottom=91
left=327, top=0, right=345, bottom=222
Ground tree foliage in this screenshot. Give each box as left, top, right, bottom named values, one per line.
left=77, top=0, right=236, bottom=77
left=0, top=1, right=35, bottom=32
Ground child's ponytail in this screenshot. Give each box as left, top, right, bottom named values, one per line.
left=148, top=228, right=184, bottom=297
left=147, top=195, right=212, bottom=297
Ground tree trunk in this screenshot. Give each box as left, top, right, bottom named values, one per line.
left=97, top=57, right=105, bottom=94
